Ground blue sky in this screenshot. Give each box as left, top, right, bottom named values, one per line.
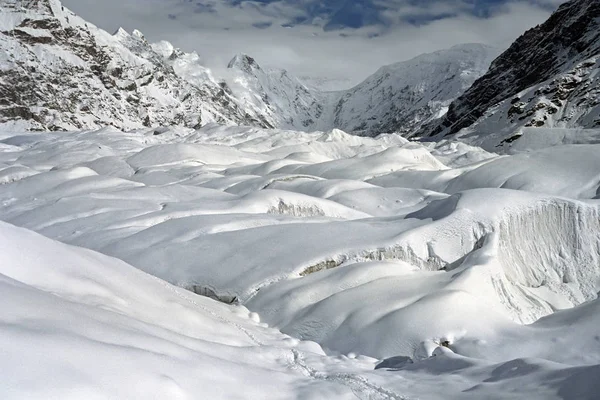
left=62, top=0, right=566, bottom=88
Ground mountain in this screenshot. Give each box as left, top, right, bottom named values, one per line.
left=0, top=0, right=271, bottom=131
left=331, top=44, right=498, bottom=136
left=225, top=54, right=327, bottom=131
left=0, top=0, right=499, bottom=136
left=226, top=45, right=497, bottom=136
left=419, top=0, right=600, bottom=150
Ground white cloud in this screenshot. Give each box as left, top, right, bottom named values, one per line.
left=61, top=0, right=564, bottom=89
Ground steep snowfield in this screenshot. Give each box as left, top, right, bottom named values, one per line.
left=225, top=54, right=327, bottom=132
left=1, top=125, right=600, bottom=398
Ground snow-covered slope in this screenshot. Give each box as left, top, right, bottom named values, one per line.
left=1, top=125, right=600, bottom=398
left=420, top=0, right=600, bottom=150
left=3, top=220, right=600, bottom=400
left=331, top=44, right=498, bottom=136
left=0, top=219, right=388, bottom=399
left=0, top=0, right=271, bottom=131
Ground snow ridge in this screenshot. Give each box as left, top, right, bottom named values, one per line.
left=225, top=53, right=326, bottom=131
left=331, top=44, right=498, bottom=136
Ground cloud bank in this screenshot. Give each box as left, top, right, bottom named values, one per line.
left=61, top=0, right=567, bottom=88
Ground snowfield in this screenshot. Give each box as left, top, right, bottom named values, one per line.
left=1, top=125, right=600, bottom=399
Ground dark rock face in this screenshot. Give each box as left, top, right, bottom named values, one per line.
left=0, top=0, right=272, bottom=131
left=420, top=0, right=600, bottom=138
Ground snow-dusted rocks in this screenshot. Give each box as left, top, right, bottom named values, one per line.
left=421, top=0, right=600, bottom=149
left=0, top=0, right=271, bottom=131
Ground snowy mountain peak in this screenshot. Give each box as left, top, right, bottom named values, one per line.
left=227, top=53, right=262, bottom=74
left=0, top=0, right=517, bottom=137
left=221, top=44, right=498, bottom=136
left=0, top=0, right=500, bottom=135
left=131, top=29, right=146, bottom=41
left=112, top=27, right=129, bottom=38
left=331, top=43, right=499, bottom=136
left=224, top=53, right=326, bottom=131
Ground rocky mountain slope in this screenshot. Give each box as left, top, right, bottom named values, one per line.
left=0, top=0, right=272, bottom=131
left=419, top=0, right=600, bottom=149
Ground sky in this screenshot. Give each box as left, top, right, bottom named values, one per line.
left=61, top=0, right=567, bottom=89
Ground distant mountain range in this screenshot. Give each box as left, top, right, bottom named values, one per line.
left=0, top=0, right=496, bottom=134
left=1, top=0, right=598, bottom=153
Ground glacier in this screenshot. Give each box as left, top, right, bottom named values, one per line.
left=2, top=0, right=600, bottom=398
left=0, top=124, right=599, bottom=399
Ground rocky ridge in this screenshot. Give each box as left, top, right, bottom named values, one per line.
left=418, top=0, right=600, bottom=149
left=0, top=0, right=272, bottom=131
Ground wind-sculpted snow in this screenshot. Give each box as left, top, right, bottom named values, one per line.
left=0, top=220, right=384, bottom=399
left=1, top=125, right=600, bottom=398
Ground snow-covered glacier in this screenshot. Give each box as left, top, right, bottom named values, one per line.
left=1, top=124, right=599, bottom=399
left=2, top=0, right=600, bottom=398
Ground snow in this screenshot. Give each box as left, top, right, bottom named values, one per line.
left=2, top=1, right=600, bottom=397
left=1, top=123, right=600, bottom=398
left=0, top=220, right=371, bottom=400
left=225, top=53, right=327, bottom=131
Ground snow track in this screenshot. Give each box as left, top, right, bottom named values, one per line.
left=289, top=349, right=409, bottom=400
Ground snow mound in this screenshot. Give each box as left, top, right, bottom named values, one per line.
left=0, top=220, right=375, bottom=399
left=1, top=124, right=600, bottom=398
